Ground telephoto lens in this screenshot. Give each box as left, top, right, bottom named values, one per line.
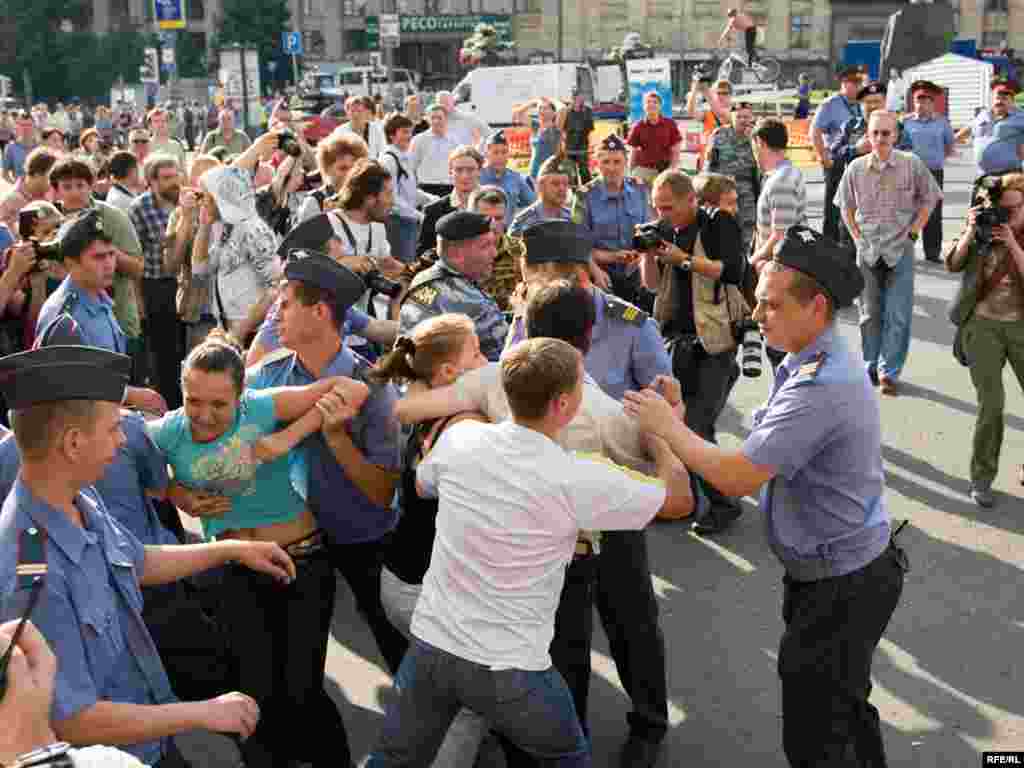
left=740, top=323, right=763, bottom=378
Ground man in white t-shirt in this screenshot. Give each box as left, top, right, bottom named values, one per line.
left=365, top=337, right=682, bottom=767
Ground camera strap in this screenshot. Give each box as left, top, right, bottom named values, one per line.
left=336, top=213, right=372, bottom=257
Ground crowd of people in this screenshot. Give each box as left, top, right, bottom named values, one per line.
left=0, top=59, right=1020, bottom=768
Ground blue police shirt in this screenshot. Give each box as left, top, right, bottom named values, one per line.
left=902, top=113, right=954, bottom=171
left=583, top=178, right=652, bottom=277
left=741, top=326, right=890, bottom=581
left=506, top=288, right=670, bottom=401
left=246, top=346, right=400, bottom=545
left=811, top=93, right=861, bottom=147
left=480, top=166, right=536, bottom=219
left=37, top=276, right=126, bottom=353
left=0, top=480, right=176, bottom=765
left=972, top=107, right=1024, bottom=175
left=0, top=416, right=176, bottom=548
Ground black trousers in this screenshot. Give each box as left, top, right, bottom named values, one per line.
left=672, top=338, right=741, bottom=511
left=745, top=26, right=758, bottom=62
left=142, top=277, right=184, bottom=411
left=823, top=164, right=842, bottom=243
left=327, top=536, right=410, bottom=675
left=923, top=168, right=944, bottom=260
left=220, top=552, right=351, bottom=768
left=779, top=546, right=905, bottom=768
left=142, top=580, right=237, bottom=703
left=595, top=530, right=668, bottom=740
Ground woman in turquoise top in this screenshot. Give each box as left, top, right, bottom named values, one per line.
left=148, top=332, right=368, bottom=768
left=514, top=97, right=564, bottom=179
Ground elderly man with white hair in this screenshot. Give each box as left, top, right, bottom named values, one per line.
left=435, top=89, right=491, bottom=148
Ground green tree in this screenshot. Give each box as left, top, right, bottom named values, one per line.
left=216, top=0, right=289, bottom=69
left=0, top=0, right=147, bottom=102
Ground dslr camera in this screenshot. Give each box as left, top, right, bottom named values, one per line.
left=365, top=268, right=403, bottom=299
left=975, top=175, right=1011, bottom=246
left=276, top=128, right=303, bottom=158
left=633, top=220, right=675, bottom=252
left=736, top=318, right=763, bottom=378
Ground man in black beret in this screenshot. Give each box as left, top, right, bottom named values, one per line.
left=0, top=344, right=298, bottom=766
left=508, top=154, right=575, bottom=237
left=399, top=210, right=508, bottom=362
left=623, top=224, right=904, bottom=768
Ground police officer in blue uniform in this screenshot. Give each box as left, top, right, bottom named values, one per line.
left=400, top=210, right=508, bottom=362
left=508, top=155, right=574, bottom=236
left=0, top=343, right=297, bottom=767
left=582, top=134, right=655, bottom=312
left=507, top=221, right=674, bottom=766
left=624, top=225, right=907, bottom=768
left=247, top=252, right=408, bottom=694
left=480, top=129, right=536, bottom=220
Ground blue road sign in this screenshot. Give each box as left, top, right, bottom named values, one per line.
left=283, top=31, right=303, bottom=55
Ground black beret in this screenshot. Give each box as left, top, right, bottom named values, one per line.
left=772, top=226, right=864, bottom=309
left=436, top=210, right=491, bottom=242
left=284, top=252, right=366, bottom=312
left=856, top=81, right=886, bottom=100
left=34, top=313, right=85, bottom=349
left=909, top=80, right=942, bottom=96
left=485, top=129, right=508, bottom=146
left=599, top=134, right=627, bottom=153
left=0, top=345, right=131, bottom=410
left=276, top=213, right=335, bottom=261
left=58, top=208, right=111, bottom=261
left=523, top=221, right=592, bottom=266
left=836, top=63, right=866, bottom=79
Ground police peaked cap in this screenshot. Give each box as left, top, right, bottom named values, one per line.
left=772, top=226, right=864, bottom=309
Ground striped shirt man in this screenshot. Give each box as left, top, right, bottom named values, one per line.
left=756, top=159, right=807, bottom=248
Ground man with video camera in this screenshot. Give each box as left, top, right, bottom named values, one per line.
left=639, top=170, right=746, bottom=535
left=947, top=172, right=1024, bottom=507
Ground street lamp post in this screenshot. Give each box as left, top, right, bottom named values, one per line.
left=557, top=0, right=563, bottom=62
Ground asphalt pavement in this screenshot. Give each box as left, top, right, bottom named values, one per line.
left=322, top=150, right=1024, bottom=767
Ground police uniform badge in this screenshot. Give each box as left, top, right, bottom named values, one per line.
left=409, top=284, right=439, bottom=307
left=605, top=294, right=648, bottom=326
left=793, top=351, right=827, bottom=383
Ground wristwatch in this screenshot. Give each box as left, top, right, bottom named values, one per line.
left=7, top=743, right=74, bottom=768
left=908, top=231, right=920, bottom=242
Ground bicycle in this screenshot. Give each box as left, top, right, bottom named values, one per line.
left=701, top=47, right=781, bottom=86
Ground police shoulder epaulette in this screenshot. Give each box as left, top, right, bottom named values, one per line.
left=605, top=294, right=648, bottom=326
left=791, top=351, right=827, bottom=384
left=245, top=346, right=293, bottom=378
left=407, top=283, right=441, bottom=307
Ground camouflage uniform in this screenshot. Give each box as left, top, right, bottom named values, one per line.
left=706, top=126, right=759, bottom=256
left=481, top=233, right=526, bottom=312
left=399, top=258, right=509, bottom=362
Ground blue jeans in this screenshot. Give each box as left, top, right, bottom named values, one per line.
left=857, top=241, right=915, bottom=380
left=366, top=639, right=591, bottom=768
left=386, top=214, right=420, bottom=265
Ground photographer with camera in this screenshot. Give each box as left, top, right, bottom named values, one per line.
left=947, top=172, right=1024, bottom=507
left=639, top=170, right=745, bottom=535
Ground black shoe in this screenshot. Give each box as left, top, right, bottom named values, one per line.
left=925, top=254, right=941, bottom=263
left=691, top=502, right=742, bottom=536
left=868, top=368, right=879, bottom=387
left=619, top=732, right=663, bottom=768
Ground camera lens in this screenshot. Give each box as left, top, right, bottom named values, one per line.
left=740, top=327, right=763, bottom=378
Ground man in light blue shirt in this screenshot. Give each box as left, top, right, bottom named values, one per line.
left=480, top=129, right=535, bottom=220
left=902, top=80, right=955, bottom=262
left=810, top=64, right=864, bottom=241
left=971, top=78, right=1024, bottom=180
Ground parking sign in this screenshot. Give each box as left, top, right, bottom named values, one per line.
left=282, top=31, right=303, bottom=55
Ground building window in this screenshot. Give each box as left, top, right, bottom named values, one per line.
left=790, top=14, right=811, bottom=48
left=982, top=30, right=1007, bottom=47
left=187, top=0, right=205, bottom=20
left=986, top=0, right=1008, bottom=11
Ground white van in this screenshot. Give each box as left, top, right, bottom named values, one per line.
left=452, top=63, right=596, bottom=126
left=304, top=65, right=419, bottom=101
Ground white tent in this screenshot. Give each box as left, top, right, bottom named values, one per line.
left=902, top=53, right=993, bottom=127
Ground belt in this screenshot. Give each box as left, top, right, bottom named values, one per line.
left=284, top=529, right=328, bottom=560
